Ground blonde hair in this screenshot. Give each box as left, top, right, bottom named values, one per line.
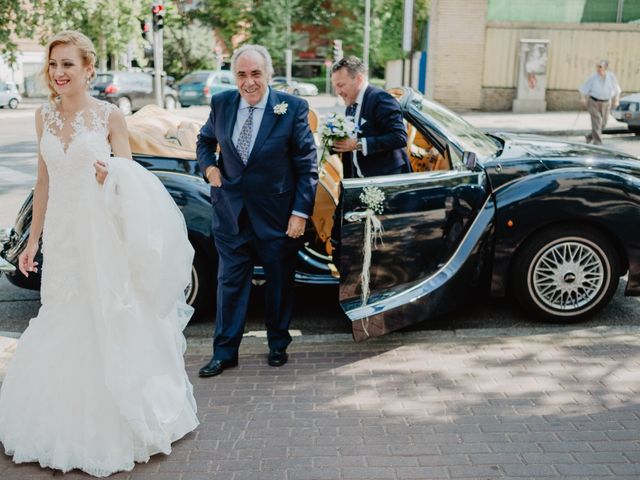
left=42, top=30, right=97, bottom=103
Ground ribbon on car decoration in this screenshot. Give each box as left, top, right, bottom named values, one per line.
left=358, top=186, right=385, bottom=336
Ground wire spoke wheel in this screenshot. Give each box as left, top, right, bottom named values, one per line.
left=530, top=240, right=605, bottom=311
left=514, top=227, right=619, bottom=322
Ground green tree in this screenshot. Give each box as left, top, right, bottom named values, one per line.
left=0, top=0, right=42, bottom=65
left=372, top=0, right=429, bottom=71
left=39, top=0, right=142, bottom=70
left=191, top=0, right=249, bottom=47
left=162, top=2, right=218, bottom=80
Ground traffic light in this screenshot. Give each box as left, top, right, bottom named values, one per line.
left=333, top=39, right=343, bottom=62
left=151, top=4, right=165, bottom=31
left=140, top=19, right=150, bottom=40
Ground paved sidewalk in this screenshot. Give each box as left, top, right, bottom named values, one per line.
left=462, top=110, right=629, bottom=137
left=1, top=326, right=639, bottom=479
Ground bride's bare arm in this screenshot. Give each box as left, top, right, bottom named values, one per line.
left=19, top=109, right=49, bottom=276
left=95, top=107, right=133, bottom=184
left=108, top=108, right=133, bottom=160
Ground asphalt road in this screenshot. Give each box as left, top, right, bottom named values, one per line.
left=2, top=98, right=640, bottom=340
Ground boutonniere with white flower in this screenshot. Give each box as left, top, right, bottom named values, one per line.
left=273, top=101, right=288, bottom=115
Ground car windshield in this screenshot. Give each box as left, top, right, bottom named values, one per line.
left=181, top=73, right=210, bottom=84
left=411, top=94, right=501, bottom=158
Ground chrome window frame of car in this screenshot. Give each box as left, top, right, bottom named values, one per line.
left=407, top=92, right=501, bottom=163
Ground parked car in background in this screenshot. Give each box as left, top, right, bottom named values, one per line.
left=90, top=71, right=178, bottom=115
left=271, top=76, right=318, bottom=96
left=613, top=93, right=640, bottom=134
left=0, top=82, right=21, bottom=109
left=178, top=70, right=236, bottom=107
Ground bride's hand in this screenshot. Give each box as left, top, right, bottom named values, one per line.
left=94, top=160, right=108, bottom=184
left=18, top=242, right=39, bottom=277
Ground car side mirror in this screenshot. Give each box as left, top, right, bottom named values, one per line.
left=462, top=151, right=477, bottom=170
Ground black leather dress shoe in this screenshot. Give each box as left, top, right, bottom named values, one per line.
left=198, top=357, right=238, bottom=377
left=268, top=349, right=288, bottom=367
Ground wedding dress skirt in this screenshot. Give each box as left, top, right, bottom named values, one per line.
left=0, top=102, right=198, bottom=477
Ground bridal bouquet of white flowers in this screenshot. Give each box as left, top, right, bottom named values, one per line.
left=318, top=112, right=358, bottom=170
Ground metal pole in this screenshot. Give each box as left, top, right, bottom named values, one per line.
left=153, top=1, right=164, bottom=108
left=363, top=0, right=371, bottom=71
left=286, top=2, right=292, bottom=84
left=616, top=0, right=625, bottom=22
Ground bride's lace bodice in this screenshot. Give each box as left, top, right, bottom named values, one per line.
left=40, top=101, right=115, bottom=191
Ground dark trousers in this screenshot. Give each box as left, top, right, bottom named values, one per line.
left=212, top=211, right=297, bottom=362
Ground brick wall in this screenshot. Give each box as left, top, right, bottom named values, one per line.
left=426, top=0, right=488, bottom=110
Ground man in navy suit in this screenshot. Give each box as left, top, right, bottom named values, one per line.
left=331, top=56, right=411, bottom=178
left=196, top=45, right=318, bottom=377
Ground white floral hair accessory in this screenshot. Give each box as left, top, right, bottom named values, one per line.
left=273, top=101, right=288, bottom=115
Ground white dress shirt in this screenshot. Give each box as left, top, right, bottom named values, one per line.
left=350, top=81, right=369, bottom=178
left=579, top=71, right=621, bottom=101
left=230, top=89, right=307, bottom=219
left=232, top=90, right=270, bottom=152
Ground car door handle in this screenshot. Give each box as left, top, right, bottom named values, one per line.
left=344, top=211, right=369, bottom=223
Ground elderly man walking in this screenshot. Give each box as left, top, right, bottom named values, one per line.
left=579, top=59, right=621, bottom=145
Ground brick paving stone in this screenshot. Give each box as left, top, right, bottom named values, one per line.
left=394, top=466, right=449, bottom=479
left=448, top=464, right=503, bottom=477
left=488, top=442, right=541, bottom=453
left=590, top=441, right=640, bottom=452
left=468, top=453, right=524, bottom=465
left=609, top=464, right=640, bottom=475
left=342, top=466, right=396, bottom=479
left=416, top=453, right=471, bottom=468
left=287, top=467, right=341, bottom=479
left=521, top=452, right=574, bottom=464
left=555, top=464, right=613, bottom=476
left=312, top=456, right=366, bottom=467
left=500, top=464, right=557, bottom=477
left=574, top=452, right=631, bottom=463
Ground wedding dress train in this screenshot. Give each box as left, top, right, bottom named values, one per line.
left=0, top=100, right=198, bottom=477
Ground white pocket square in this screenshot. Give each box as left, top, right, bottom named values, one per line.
left=360, top=118, right=367, bottom=126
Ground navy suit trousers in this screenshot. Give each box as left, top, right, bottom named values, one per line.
left=212, top=210, right=298, bottom=361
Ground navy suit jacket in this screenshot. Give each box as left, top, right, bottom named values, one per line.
left=346, top=85, right=410, bottom=178
left=196, top=88, right=318, bottom=240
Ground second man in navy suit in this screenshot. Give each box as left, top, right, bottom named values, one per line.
left=331, top=56, right=411, bottom=178
left=196, top=45, right=318, bottom=377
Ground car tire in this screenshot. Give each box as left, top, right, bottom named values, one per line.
left=164, top=95, right=176, bottom=110
left=185, top=249, right=215, bottom=320
left=511, top=225, right=619, bottom=323
left=8, top=98, right=19, bottom=109
left=116, top=97, right=132, bottom=116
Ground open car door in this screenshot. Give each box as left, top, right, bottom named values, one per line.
left=337, top=89, right=501, bottom=341
left=339, top=166, right=495, bottom=341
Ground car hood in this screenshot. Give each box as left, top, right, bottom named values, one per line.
left=494, top=132, right=637, bottom=162
left=484, top=132, right=640, bottom=188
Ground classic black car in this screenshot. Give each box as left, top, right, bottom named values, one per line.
left=3, top=88, right=640, bottom=341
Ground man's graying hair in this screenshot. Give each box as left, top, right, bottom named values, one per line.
left=231, top=44, right=274, bottom=79
left=331, top=56, right=367, bottom=77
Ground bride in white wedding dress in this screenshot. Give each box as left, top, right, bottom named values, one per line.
left=0, top=31, right=198, bottom=477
